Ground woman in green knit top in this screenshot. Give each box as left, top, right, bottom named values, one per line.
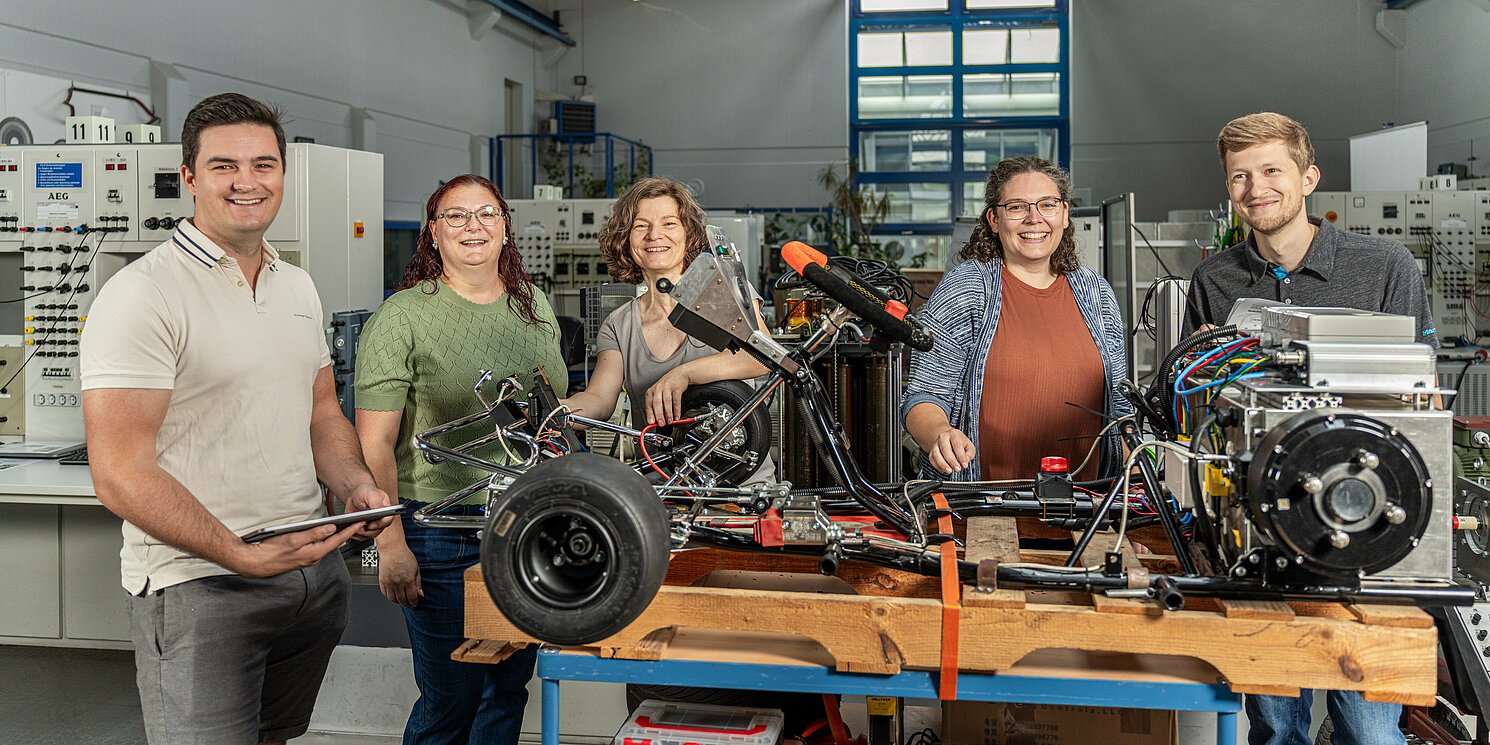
left=353, top=174, right=564, bottom=745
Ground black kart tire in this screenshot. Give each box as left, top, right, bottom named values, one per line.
left=480, top=452, right=670, bottom=645
left=657, top=380, right=771, bottom=485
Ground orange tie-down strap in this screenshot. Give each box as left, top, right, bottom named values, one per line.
left=932, top=492, right=960, bottom=700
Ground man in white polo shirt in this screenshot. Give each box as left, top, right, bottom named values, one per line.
left=80, top=92, right=393, bottom=745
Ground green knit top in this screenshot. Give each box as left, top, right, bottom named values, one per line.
left=354, top=280, right=568, bottom=504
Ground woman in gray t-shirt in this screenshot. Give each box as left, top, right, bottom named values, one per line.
left=560, top=177, right=773, bottom=483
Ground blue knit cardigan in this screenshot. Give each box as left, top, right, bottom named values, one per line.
left=900, top=257, right=1133, bottom=481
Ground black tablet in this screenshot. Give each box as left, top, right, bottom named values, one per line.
left=240, top=504, right=406, bottom=543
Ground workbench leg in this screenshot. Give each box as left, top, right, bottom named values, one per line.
left=1216, top=711, right=1238, bottom=745
left=542, top=677, right=560, bottom=745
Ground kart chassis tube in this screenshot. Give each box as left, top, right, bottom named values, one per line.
left=682, top=523, right=1472, bottom=607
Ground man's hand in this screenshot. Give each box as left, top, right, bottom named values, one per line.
left=342, top=482, right=395, bottom=541
left=646, top=367, right=693, bottom=426
left=377, top=539, right=423, bottom=608
left=926, top=426, right=976, bottom=474
left=229, top=521, right=363, bottom=578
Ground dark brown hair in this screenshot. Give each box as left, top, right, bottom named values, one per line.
left=181, top=93, right=287, bottom=173
left=1217, top=112, right=1315, bottom=171
left=959, top=155, right=1079, bottom=274
left=599, top=177, right=708, bottom=285
left=397, top=174, right=547, bottom=327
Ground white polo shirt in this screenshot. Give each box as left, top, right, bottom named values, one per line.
left=81, top=220, right=332, bottom=593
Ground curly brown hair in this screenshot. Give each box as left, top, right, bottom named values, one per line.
left=396, top=174, right=548, bottom=327
left=599, top=177, right=708, bottom=285
left=959, top=156, right=1079, bottom=274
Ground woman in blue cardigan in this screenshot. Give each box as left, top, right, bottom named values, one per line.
left=902, top=156, right=1132, bottom=482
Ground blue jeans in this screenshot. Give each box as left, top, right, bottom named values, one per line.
left=1246, top=691, right=1404, bottom=745
left=400, top=504, right=536, bottom=745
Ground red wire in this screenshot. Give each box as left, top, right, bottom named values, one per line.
left=639, top=417, right=696, bottom=481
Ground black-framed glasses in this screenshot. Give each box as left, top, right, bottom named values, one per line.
left=995, top=197, right=1066, bottom=219
left=436, top=205, right=506, bottom=228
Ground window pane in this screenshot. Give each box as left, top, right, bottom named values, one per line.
left=904, top=30, right=952, bottom=66
left=1010, top=27, right=1060, bottom=63
left=858, top=130, right=951, bottom=172
left=865, top=182, right=952, bottom=223
left=962, top=181, right=987, bottom=217
left=857, top=31, right=903, bottom=67
left=862, top=0, right=948, bottom=11
left=963, top=128, right=1058, bottom=169
left=962, top=72, right=1060, bottom=117
left=966, top=0, right=1055, bottom=8
left=876, top=234, right=952, bottom=270
left=962, top=29, right=1008, bottom=64
left=858, top=75, right=953, bottom=119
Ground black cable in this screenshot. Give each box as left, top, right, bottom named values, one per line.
left=0, top=227, right=108, bottom=395
left=1132, top=275, right=1184, bottom=342
left=776, top=255, right=912, bottom=304
left=1148, top=324, right=1243, bottom=435
left=774, top=297, right=808, bottom=332
left=0, top=289, right=55, bottom=305
left=1130, top=223, right=1175, bottom=278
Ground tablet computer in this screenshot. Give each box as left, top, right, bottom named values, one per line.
left=240, top=504, right=407, bottom=543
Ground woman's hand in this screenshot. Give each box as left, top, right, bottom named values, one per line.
left=646, top=366, right=693, bottom=425
left=377, top=539, right=423, bottom=608
left=927, top=426, right=976, bottom=474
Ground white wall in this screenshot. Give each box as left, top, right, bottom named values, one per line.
left=0, top=0, right=562, bottom=222
left=549, top=0, right=848, bottom=210
left=1401, top=0, right=1490, bottom=180
left=1071, top=0, right=1404, bottom=222
left=5, top=1, right=1483, bottom=233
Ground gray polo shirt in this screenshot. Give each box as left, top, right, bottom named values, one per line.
left=1182, top=217, right=1438, bottom=347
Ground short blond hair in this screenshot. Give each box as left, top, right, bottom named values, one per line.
left=1217, top=112, right=1315, bottom=171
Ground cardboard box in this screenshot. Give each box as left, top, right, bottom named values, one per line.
left=942, top=702, right=1178, bottom=745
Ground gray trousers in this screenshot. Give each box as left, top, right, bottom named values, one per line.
left=127, top=552, right=349, bottom=745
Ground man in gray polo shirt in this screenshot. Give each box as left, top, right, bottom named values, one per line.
left=1183, top=112, right=1438, bottom=349
left=80, top=93, right=393, bottom=745
left=1184, top=112, right=1431, bottom=745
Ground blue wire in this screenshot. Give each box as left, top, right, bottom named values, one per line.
left=1175, top=371, right=1265, bottom=395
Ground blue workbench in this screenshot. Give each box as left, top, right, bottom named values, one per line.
left=535, top=632, right=1241, bottom=745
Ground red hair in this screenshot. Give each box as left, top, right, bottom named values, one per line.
left=397, top=174, right=547, bottom=327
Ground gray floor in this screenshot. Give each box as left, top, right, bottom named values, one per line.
left=0, top=645, right=145, bottom=745
left=0, top=645, right=399, bottom=745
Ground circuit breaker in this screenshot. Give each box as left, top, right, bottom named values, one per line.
left=1310, top=190, right=1488, bottom=341
left=0, top=142, right=383, bottom=442
left=507, top=198, right=616, bottom=291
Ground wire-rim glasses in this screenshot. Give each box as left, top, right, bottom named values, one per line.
left=437, top=205, right=506, bottom=228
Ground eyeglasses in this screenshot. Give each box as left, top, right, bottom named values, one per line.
left=995, top=197, right=1066, bottom=219
left=436, top=205, right=506, bottom=228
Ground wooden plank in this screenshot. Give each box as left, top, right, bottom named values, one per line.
left=1346, top=604, right=1434, bottom=629
left=665, top=548, right=940, bottom=599
left=1229, top=684, right=1303, bottom=697
left=462, top=527, right=1440, bottom=704
left=962, top=516, right=1025, bottom=609
left=1020, top=549, right=1180, bottom=574
left=1071, top=531, right=1161, bottom=616
left=1218, top=600, right=1296, bottom=622
left=627, top=628, right=678, bottom=661
left=450, top=639, right=525, bottom=664
left=957, top=603, right=1437, bottom=705
left=465, top=576, right=936, bottom=675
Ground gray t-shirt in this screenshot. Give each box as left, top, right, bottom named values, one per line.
left=596, top=297, right=775, bottom=484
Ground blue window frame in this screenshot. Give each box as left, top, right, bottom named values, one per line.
left=849, top=1, right=1070, bottom=249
